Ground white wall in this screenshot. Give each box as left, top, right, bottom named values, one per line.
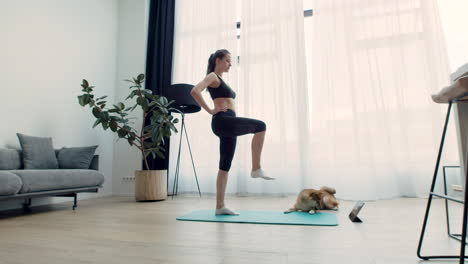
left=0, top=0, right=119, bottom=209
left=112, top=0, right=150, bottom=196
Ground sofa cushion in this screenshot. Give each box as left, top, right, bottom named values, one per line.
left=9, top=170, right=105, bottom=193
left=17, top=133, right=58, bottom=169
left=57, top=146, right=98, bottom=169
left=0, top=148, right=21, bottom=170
left=0, top=171, right=23, bottom=196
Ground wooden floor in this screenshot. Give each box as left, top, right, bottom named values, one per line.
left=0, top=195, right=466, bottom=264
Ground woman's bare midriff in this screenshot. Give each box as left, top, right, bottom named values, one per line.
left=213, top=98, right=236, bottom=112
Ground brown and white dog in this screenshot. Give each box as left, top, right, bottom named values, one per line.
left=284, top=186, right=339, bottom=214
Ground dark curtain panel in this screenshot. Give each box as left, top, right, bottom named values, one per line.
left=144, top=0, right=175, bottom=170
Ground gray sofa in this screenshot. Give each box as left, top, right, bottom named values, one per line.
left=0, top=149, right=105, bottom=211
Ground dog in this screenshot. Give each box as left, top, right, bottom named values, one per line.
left=284, top=186, right=339, bottom=214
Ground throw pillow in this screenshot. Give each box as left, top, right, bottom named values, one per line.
left=0, top=148, right=22, bottom=170
left=57, top=145, right=98, bottom=169
left=17, top=133, right=59, bottom=169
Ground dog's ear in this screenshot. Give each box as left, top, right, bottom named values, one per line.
left=310, top=191, right=321, bottom=201
left=321, top=186, right=336, bottom=194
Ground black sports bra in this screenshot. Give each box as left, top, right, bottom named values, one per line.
left=207, top=75, right=236, bottom=100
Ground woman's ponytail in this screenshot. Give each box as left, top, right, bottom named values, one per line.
left=206, top=53, right=216, bottom=75
left=206, top=49, right=230, bottom=75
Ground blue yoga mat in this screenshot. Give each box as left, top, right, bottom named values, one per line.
left=176, top=210, right=338, bottom=226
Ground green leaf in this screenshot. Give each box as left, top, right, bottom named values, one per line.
left=123, top=125, right=132, bottom=132
left=155, top=149, right=165, bottom=159
left=148, top=101, right=157, bottom=108
left=92, top=119, right=101, bottom=128
left=78, top=95, right=85, bottom=106
left=117, top=129, right=127, bottom=138
left=142, top=98, right=149, bottom=108
left=109, top=121, right=118, bottom=132
left=96, top=95, right=108, bottom=100
left=81, top=94, right=91, bottom=106
left=102, top=112, right=110, bottom=122
left=101, top=121, right=109, bottom=130
left=160, top=96, right=168, bottom=105
left=127, top=90, right=138, bottom=100
left=137, top=73, right=145, bottom=82
left=116, top=102, right=125, bottom=110
left=171, top=125, right=178, bottom=133
left=92, top=107, right=101, bottom=118
left=81, top=79, right=89, bottom=88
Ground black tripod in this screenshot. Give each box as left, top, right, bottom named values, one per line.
left=172, top=107, right=201, bottom=197
left=163, top=83, right=202, bottom=198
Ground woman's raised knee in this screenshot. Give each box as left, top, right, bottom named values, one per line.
left=256, top=121, right=266, bottom=133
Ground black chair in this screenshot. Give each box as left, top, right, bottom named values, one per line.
left=163, top=83, right=202, bottom=198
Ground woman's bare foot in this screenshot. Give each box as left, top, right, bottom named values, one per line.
left=251, top=168, right=275, bottom=180
left=215, top=207, right=239, bottom=215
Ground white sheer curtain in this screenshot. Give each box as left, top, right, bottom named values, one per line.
left=171, top=0, right=309, bottom=196
left=170, top=0, right=238, bottom=195
left=171, top=0, right=454, bottom=200
left=236, top=0, right=310, bottom=195
left=309, top=0, right=454, bottom=200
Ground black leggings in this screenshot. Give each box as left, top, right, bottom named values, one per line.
left=211, top=109, right=266, bottom=171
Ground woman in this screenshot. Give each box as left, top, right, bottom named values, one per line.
left=190, top=49, right=274, bottom=215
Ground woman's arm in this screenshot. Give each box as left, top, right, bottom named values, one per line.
left=190, top=73, right=226, bottom=115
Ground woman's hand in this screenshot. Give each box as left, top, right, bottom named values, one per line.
left=210, top=105, right=228, bottom=115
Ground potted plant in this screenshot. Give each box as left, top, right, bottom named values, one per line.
left=77, top=74, right=179, bottom=201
